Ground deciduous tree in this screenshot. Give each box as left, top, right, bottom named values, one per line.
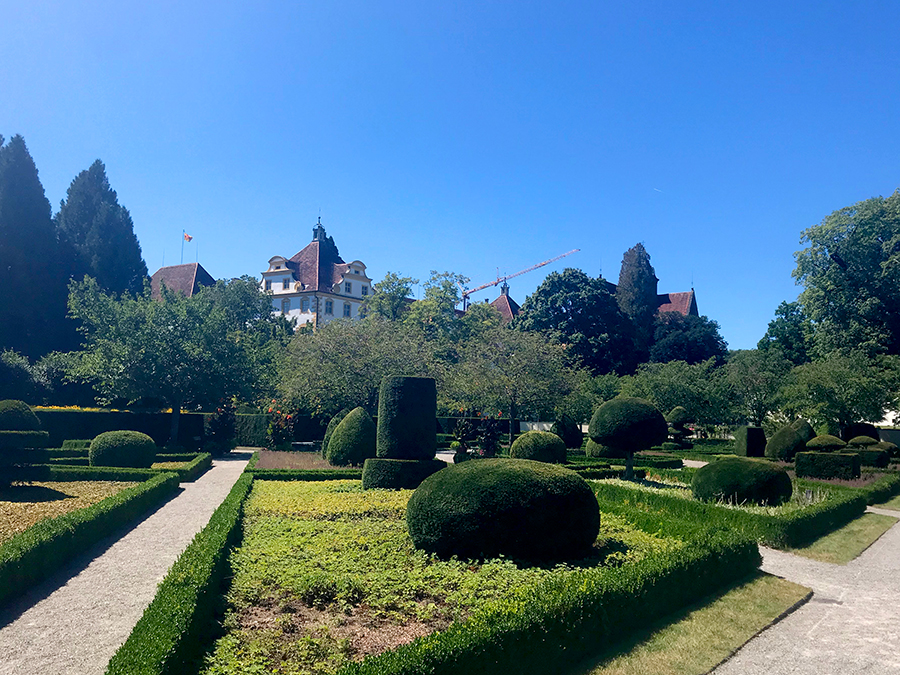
left=649, top=313, right=728, bottom=365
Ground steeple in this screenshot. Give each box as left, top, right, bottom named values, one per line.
left=312, top=216, right=326, bottom=242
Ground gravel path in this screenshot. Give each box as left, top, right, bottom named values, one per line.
left=713, top=505, right=900, bottom=674
left=0, top=450, right=251, bottom=675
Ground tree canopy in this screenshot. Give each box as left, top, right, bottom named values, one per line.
left=363, top=271, right=417, bottom=322
left=616, top=243, right=658, bottom=356
left=723, top=349, right=792, bottom=426
left=758, top=300, right=813, bottom=365
left=649, top=312, right=728, bottom=365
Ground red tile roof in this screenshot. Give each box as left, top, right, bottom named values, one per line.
left=150, top=263, right=215, bottom=299
left=490, top=291, right=521, bottom=324
left=656, top=291, right=698, bottom=316
left=286, top=239, right=347, bottom=293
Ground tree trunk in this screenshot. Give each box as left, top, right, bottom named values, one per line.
left=624, top=452, right=634, bottom=481
left=169, top=402, right=182, bottom=448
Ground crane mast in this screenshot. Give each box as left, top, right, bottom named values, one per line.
left=460, top=249, right=580, bottom=310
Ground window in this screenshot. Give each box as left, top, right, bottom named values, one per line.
left=325, top=300, right=333, bottom=315
left=264, top=279, right=272, bottom=291
left=361, top=285, right=369, bottom=296
left=283, top=278, right=291, bottom=290
left=344, top=282, right=352, bottom=294
left=301, top=297, right=309, bottom=312
left=343, top=303, right=352, bottom=317
left=281, top=299, right=290, bottom=313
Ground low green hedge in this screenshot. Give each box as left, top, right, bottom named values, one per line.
left=249, top=468, right=364, bottom=481
left=10, top=464, right=160, bottom=482
left=795, top=452, right=861, bottom=480
left=338, top=527, right=758, bottom=675
left=590, top=480, right=866, bottom=549
left=800, top=472, right=900, bottom=506
left=106, top=473, right=253, bottom=675
left=155, top=452, right=198, bottom=462
left=632, top=455, right=684, bottom=469
left=48, top=456, right=90, bottom=465
left=0, top=472, right=180, bottom=607
left=172, top=453, right=213, bottom=482
left=858, top=449, right=890, bottom=468
left=62, top=439, right=91, bottom=450
left=574, top=467, right=647, bottom=480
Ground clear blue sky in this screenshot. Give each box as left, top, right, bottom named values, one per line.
left=3, top=1, right=899, bottom=349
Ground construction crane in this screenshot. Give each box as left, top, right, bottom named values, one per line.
left=459, top=249, right=580, bottom=310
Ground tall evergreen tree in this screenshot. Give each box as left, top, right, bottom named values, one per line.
left=616, top=243, right=658, bottom=355
left=55, top=160, right=148, bottom=295
left=0, top=135, right=68, bottom=359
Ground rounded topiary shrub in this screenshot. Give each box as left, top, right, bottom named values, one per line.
left=843, top=422, right=879, bottom=442
left=0, top=400, right=50, bottom=452
left=550, top=415, right=583, bottom=449
left=765, top=425, right=804, bottom=461
left=376, top=377, right=437, bottom=460
left=666, top=406, right=690, bottom=427
left=510, top=430, right=566, bottom=464
left=875, top=440, right=899, bottom=457
left=806, top=435, right=847, bottom=452
left=584, top=439, right=626, bottom=459
left=326, top=407, right=376, bottom=467
left=362, top=458, right=446, bottom=490
left=406, top=458, right=600, bottom=561
left=848, top=435, right=878, bottom=448
left=589, top=398, right=668, bottom=453
left=790, top=419, right=816, bottom=444
left=89, top=430, right=157, bottom=468
left=691, top=456, right=793, bottom=506
left=322, top=408, right=350, bottom=456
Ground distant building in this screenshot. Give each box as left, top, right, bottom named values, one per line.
left=150, top=263, right=215, bottom=300
left=489, top=282, right=521, bottom=324
left=262, top=220, right=372, bottom=327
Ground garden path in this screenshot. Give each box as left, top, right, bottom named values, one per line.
left=713, top=505, right=900, bottom=675
left=0, top=449, right=252, bottom=675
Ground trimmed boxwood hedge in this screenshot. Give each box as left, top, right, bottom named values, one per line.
left=765, top=425, right=804, bottom=461
left=61, top=439, right=91, bottom=450
left=734, top=426, right=766, bottom=457
left=0, top=399, right=41, bottom=431
left=322, top=408, right=351, bottom=457
left=407, top=459, right=600, bottom=561
left=0, top=472, right=180, bottom=607
left=106, top=473, right=253, bottom=675
left=326, top=408, right=376, bottom=467
left=509, top=430, right=566, bottom=464
left=376, top=377, right=438, bottom=460
left=90, top=430, right=157, bottom=468
left=692, top=457, right=792, bottom=506
left=362, top=458, right=446, bottom=490
left=806, top=435, right=847, bottom=452
left=795, top=451, right=861, bottom=480
left=574, top=467, right=648, bottom=480
left=857, top=449, right=890, bottom=468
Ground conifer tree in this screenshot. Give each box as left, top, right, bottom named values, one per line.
left=0, top=135, right=68, bottom=358
left=616, top=243, right=658, bottom=355
left=55, top=160, right=148, bottom=295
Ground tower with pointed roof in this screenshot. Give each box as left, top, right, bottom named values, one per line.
left=261, top=220, right=372, bottom=327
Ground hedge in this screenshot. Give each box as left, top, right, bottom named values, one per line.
left=34, top=409, right=205, bottom=449
left=10, top=464, right=160, bottom=482
left=106, top=473, right=253, bottom=675
left=249, top=468, right=364, bottom=481
left=234, top=414, right=269, bottom=447
left=572, top=467, right=647, bottom=480
left=170, top=453, right=213, bottom=482
left=795, top=452, right=861, bottom=480
left=799, top=472, right=900, bottom=506
left=338, top=523, right=758, bottom=675
left=362, top=458, right=446, bottom=490
left=857, top=449, right=890, bottom=468
left=590, top=480, right=866, bottom=549
left=0, top=472, right=180, bottom=607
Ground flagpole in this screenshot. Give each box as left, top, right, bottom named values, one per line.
left=181, top=230, right=185, bottom=264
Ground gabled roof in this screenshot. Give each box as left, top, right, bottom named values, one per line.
left=490, top=293, right=520, bottom=324
left=284, top=231, right=348, bottom=293
left=656, top=290, right=698, bottom=316
left=150, top=263, right=215, bottom=299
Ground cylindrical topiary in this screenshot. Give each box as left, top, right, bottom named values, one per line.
left=765, top=424, right=805, bottom=461
left=805, top=435, right=847, bottom=452
left=843, top=422, right=879, bottom=443
left=326, top=407, right=376, bottom=467
left=848, top=435, right=878, bottom=448
left=361, top=458, right=446, bottom=490
left=376, top=377, right=437, bottom=460
left=584, top=438, right=626, bottom=459
left=589, top=397, right=667, bottom=479
left=510, top=430, right=566, bottom=464
left=550, top=415, right=583, bottom=449
left=734, top=426, right=766, bottom=458
left=89, top=430, right=157, bottom=468
left=790, top=419, right=816, bottom=444
left=322, top=408, right=350, bottom=457
left=691, top=456, right=793, bottom=506
left=406, top=458, right=600, bottom=561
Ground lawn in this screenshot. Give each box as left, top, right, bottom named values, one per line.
left=0, top=480, right=137, bottom=544
left=200, top=479, right=684, bottom=675
left=875, top=494, right=900, bottom=510
left=786, top=512, right=898, bottom=564
left=573, top=573, right=810, bottom=675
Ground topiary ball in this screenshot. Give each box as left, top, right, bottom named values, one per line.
left=510, top=430, right=566, bottom=464
left=806, top=435, right=847, bottom=452
left=584, top=438, right=626, bottom=459
left=844, top=422, right=880, bottom=442
left=0, top=400, right=41, bottom=431
left=407, top=458, right=600, bottom=561
left=691, top=456, right=792, bottom=506
left=588, top=398, right=668, bottom=454
left=326, top=407, right=376, bottom=466
left=376, top=376, right=437, bottom=460
left=789, top=419, right=816, bottom=444
left=765, top=425, right=805, bottom=461
left=848, top=435, right=878, bottom=447
left=666, top=406, right=690, bottom=427
left=89, top=430, right=157, bottom=468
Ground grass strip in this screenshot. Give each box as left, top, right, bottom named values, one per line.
left=0, top=471, right=180, bottom=607
left=573, top=573, right=811, bottom=675
left=106, top=472, right=254, bottom=675
left=786, top=512, right=898, bottom=564
left=875, top=494, right=900, bottom=510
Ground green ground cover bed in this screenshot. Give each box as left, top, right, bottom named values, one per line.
left=785, top=512, right=898, bottom=564
left=247, top=450, right=365, bottom=481
left=184, top=479, right=757, bottom=675
left=0, top=471, right=180, bottom=607
left=590, top=478, right=866, bottom=549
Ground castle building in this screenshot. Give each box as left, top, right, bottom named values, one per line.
left=262, top=220, right=372, bottom=327
left=150, top=262, right=215, bottom=300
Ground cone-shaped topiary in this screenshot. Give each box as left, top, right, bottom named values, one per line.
left=790, top=419, right=816, bottom=444
left=666, top=406, right=690, bottom=427
left=326, top=407, right=376, bottom=466
left=376, top=377, right=437, bottom=460
left=692, top=456, right=792, bottom=506
left=589, top=397, right=667, bottom=479
left=550, top=415, right=583, bottom=449
left=765, top=425, right=805, bottom=461
left=406, top=458, right=600, bottom=561
left=848, top=435, right=878, bottom=448
left=806, top=435, right=847, bottom=452
left=734, top=426, right=766, bottom=457
left=585, top=438, right=627, bottom=459
left=322, top=408, right=351, bottom=457
left=89, top=430, right=157, bottom=468
left=510, top=430, right=566, bottom=464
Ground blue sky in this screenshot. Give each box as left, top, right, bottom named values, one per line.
left=3, top=1, right=899, bottom=349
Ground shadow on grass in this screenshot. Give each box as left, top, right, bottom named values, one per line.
left=0, top=484, right=70, bottom=503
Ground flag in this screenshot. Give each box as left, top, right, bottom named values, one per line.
left=183, top=232, right=193, bottom=242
